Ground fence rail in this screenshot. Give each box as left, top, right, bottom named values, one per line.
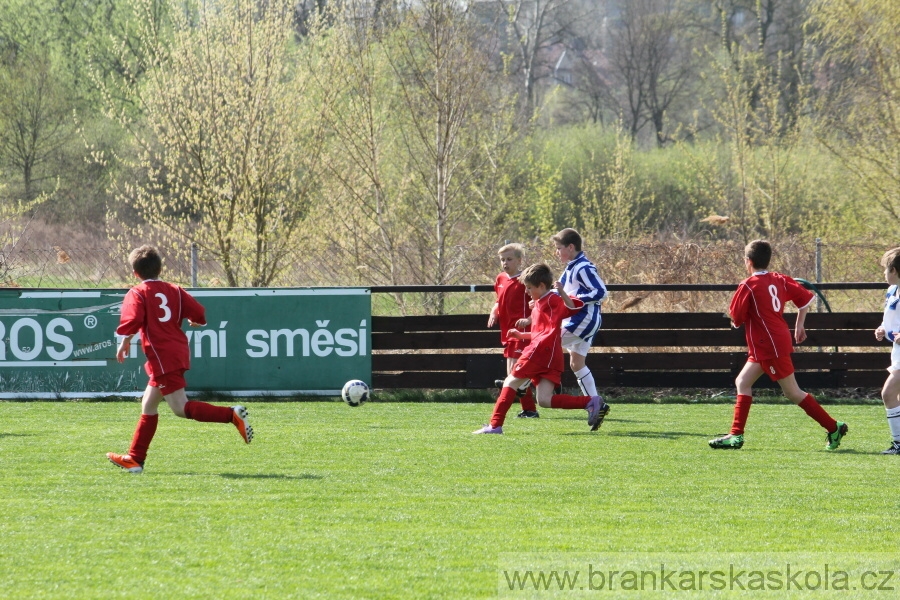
left=372, top=309, right=889, bottom=390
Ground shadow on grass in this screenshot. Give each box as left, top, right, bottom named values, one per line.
left=0, top=433, right=33, bottom=438
left=168, top=472, right=323, bottom=480
left=600, top=430, right=712, bottom=440
left=219, top=472, right=323, bottom=480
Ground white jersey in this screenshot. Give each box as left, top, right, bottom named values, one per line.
left=558, top=252, right=607, bottom=342
left=881, top=285, right=900, bottom=340
left=881, top=285, right=900, bottom=372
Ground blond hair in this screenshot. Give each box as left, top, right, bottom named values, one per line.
left=498, top=243, right=525, bottom=260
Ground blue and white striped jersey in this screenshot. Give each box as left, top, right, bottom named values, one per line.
left=558, top=252, right=607, bottom=341
left=881, top=285, right=900, bottom=342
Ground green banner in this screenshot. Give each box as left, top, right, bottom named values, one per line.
left=0, top=288, right=371, bottom=398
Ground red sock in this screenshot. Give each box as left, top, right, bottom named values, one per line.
left=550, top=394, right=590, bottom=410
left=128, top=414, right=158, bottom=464
left=797, top=393, right=837, bottom=432
left=731, top=394, right=753, bottom=435
left=490, top=387, right=519, bottom=428
left=519, top=386, right=537, bottom=412
left=184, top=401, right=233, bottom=423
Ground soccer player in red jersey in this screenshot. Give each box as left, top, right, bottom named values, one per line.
left=487, top=243, right=539, bottom=417
left=473, top=263, right=609, bottom=434
left=107, top=246, right=253, bottom=474
left=709, top=240, right=848, bottom=450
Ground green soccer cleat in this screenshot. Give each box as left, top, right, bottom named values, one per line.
left=825, top=422, right=848, bottom=451
left=708, top=433, right=744, bottom=449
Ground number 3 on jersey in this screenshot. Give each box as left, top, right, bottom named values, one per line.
left=155, top=292, right=172, bottom=322
left=768, top=284, right=781, bottom=312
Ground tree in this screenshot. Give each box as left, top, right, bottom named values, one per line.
left=698, top=46, right=808, bottom=243
left=704, top=0, right=810, bottom=128
left=494, top=0, right=582, bottom=119
left=603, top=0, right=695, bottom=145
left=97, top=0, right=325, bottom=287
left=0, top=50, right=74, bottom=202
left=310, top=0, right=519, bottom=313
left=810, top=0, right=900, bottom=222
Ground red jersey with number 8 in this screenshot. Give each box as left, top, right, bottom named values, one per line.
left=116, top=280, right=207, bottom=378
left=729, top=272, right=814, bottom=361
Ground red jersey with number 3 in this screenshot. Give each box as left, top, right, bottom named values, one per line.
left=116, top=280, right=207, bottom=377
left=729, top=272, right=814, bottom=361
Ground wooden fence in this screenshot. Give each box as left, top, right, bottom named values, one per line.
left=371, top=284, right=888, bottom=390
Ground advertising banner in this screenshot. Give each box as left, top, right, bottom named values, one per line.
left=0, top=288, right=371, bottom=398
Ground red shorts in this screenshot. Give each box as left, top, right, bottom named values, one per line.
left=148, top=369, right=187, bottom=394
left=503, top=339, right=528, bottom=359
left=749, top=354, right=795, bottom=381
left=512, top=359, right=562, bottom=387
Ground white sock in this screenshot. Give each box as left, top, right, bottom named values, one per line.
left=574, top=366, right=597, bottom=397
left=887, top=406, right=900, bottom=442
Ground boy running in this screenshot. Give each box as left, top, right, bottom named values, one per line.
left=874, top=247, right=900, bottom=454
left=552, top=228, right=607, bottom=398
left=709, top=240, right=848, bottom=451
left=473, top=263, right=610, bottom=434
left=487, top=243, right=539, bottom=418
left=107, top=245, right=253, bottom=474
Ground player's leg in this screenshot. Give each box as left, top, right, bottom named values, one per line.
left=534, top=378, right=558, bottom=408
left=732, top=360, right=763, bottom=433
left=475, top=374, right=530, bottom=433
left=163, top=370, right=253, bottom=443
left=881, top=370, right=900, bottom=454
left=545, top=380, right=609, bottom=431
left=777, top=372, right=846, bottom=450
left=509, top=356, right=538, bottom=416
left=107, top=384, right=163, bottom=473
left=709, top=361, right=762, bottom=449
left=564, top=333, right=598, bottom=397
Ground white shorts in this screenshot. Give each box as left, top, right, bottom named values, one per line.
left=561, top=331, right=593, bottom=356
left=890, top=344, right=900, bottom=372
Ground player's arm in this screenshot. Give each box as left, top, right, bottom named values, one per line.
left=553, top=281, right=576, bottom=308
left=115, top=290, right=144, bottom=337
left=728, top=286, right=748, bottom=327
left=794, top=305, right=809, bottom=344
left=182, top=288, right=207, bottom=326
left=116, top=335, right=135, bottom=363
left=575, top=267, right=607, bottom=303
left=877, top=287, right=896, bottom=341
left=487, top=301, right=499, bottom=327
left=516, top=317, right=532, bottom=329
left=507, top=328, right=532, bottom=341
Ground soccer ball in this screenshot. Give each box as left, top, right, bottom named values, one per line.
left=341, top=379, right=369, bottom=407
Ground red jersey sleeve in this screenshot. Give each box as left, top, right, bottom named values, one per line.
left=729, top=284, right=751, bottom=327
left=784, top=276, right=815, bottom=310
left=116, top=289, right=145, bottom=336
left=180, top=288, right=207, bottom=326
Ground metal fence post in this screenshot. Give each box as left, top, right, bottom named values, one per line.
left=815, top=238, right=822, bottom=313
left=191, top=243, right=199, bottom=287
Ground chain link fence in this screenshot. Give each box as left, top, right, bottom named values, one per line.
left=0, top=229, right=887, bottom=315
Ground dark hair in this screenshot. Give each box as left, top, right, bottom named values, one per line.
left=881, top=248, right=900, bottom=274
left=129, top=245, right=162, bottom=280
left=521, top=263, right=554, bottom=289
left=745, top=239, right=772, bottom=270
left=551, top=228, right=582, bottom=252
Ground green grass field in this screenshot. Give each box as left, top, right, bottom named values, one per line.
left=1, top=401, right=899, bottom=599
